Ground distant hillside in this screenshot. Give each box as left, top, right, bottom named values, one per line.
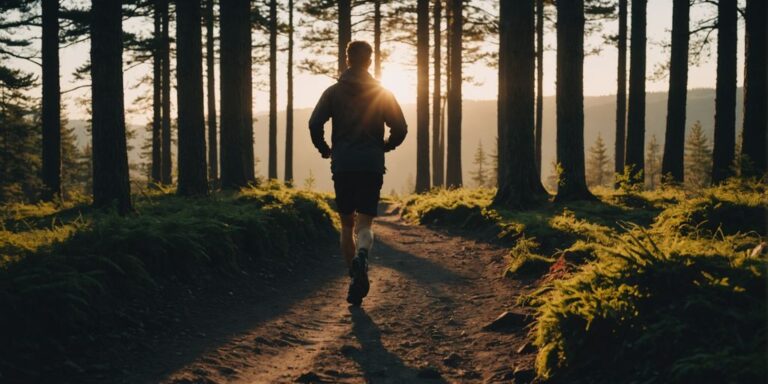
left=68, top=87, right=743, bottom=193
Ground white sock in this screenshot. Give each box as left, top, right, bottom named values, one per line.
left=356, top=227, right=374, bottom=253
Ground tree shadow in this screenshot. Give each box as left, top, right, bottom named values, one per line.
left=348, top=306, right=447, bottom=383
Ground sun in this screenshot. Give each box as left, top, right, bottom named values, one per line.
left=378, top=67, right=416, bottom=105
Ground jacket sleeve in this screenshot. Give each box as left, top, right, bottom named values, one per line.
left=382, top=91, right=408, bottom=152
left=308, top=88, right=333, bottom=156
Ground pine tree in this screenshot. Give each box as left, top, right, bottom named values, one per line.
left=415, top=0, right=430, bottom=193
left=554, top=0, right=594, bottom=202
left=711, top=0, right=737, bottom=184
left=220, top=0, right=255, bottom=188
left=586, top=133, right=611, bottom=187
left=494, top=0, right=547, bottom=207
left=175, top=0, right=208, bottom=196
left=303, top=168, right=316, bottom=190
left=285, top=0, right=295, bottom=184
left=645, top=134, right=661, bottom=189
left=614, top=0, right=627, bottom=184
left=205, top=0, right=218, bottom=182
left=160, top=0, right=172, bottom=185
left=660, top=0, right=689, bottom=184
left=0, top=68, right=40, bottom=202
left=445, top=0, right=463, bottom=188
left=431, top=0, right=443, bottom=187
left=625, top=0, right=647, bottom=184
left=268, top=0, right=278, bottom=180
left=741, top=0, right=767, bottom=178
left=90, top=0, right=132, bottom=213
left=471, top=141, right=487, bottom=188
left=41, top=0, right=61, bottom=200
left=685, top=121, right=712, bottom=189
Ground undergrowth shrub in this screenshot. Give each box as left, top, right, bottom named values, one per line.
left=654, top=181, right=768, bottom=236
left=0, top=184, right=337, bottom=375
left=533, top=228, right=767, bottom=383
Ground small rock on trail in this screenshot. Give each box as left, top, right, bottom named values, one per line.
left=482, top=310, right=532, bottom=332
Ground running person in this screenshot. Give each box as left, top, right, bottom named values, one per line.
left=308, top=41, right=407, bottom=306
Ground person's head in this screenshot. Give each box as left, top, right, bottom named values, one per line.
left=346, top=41, right=372, bottom=71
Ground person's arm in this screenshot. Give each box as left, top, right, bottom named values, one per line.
left=382, top=91, right=408, bottom=152
left=308, top=89, right=333, bottom=158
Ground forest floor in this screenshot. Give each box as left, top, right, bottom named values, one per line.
left=107, top=204, right=535, bottom=384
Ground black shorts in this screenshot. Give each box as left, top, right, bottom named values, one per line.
left=333, top=172, right=384, bottom=217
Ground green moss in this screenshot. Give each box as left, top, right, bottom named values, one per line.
left=532, top=229, right=767, bottom=384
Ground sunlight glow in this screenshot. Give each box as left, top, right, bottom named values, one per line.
left=378, top=67, right=416, bottom=105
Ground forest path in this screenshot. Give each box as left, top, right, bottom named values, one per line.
left=127, top=206, right=535, bottom=383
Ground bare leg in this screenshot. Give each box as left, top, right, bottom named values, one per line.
left=355, top=213, right=375, bottom=254
left=340, top=213, right=356, bottom=267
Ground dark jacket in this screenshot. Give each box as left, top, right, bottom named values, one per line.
left=308, top=68, right=408, bottom=174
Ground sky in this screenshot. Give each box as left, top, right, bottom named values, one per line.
left=6, top=0, right=745, bottom=128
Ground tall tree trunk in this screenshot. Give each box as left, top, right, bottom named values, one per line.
left=625, top=0, right=646, bottom=184
left=614, top=0, right=627, bottom=184
left=338, top=0, right=351, bottom=75
left=90, top=0, right=131, bottom=213
left=711, top=0, right=737, bottom=184
left=554, top=0, right=593, bottom=202
left=535, top=0, right=544, bottom=179
left=176, top=0, right=208, bottom=196
left=205, top=0, right=217, bottom=182
left=661, top=0, right=689, bottom=183
left=741, top=0, right=767, bottom=177
left=432, top=0, right=443, bottom=187
left=374, top=0, right=382, bottom=79
left=415, top=0, right=430, bottom=193
left=151, top=0, right=162, bottom=184
left=445, top=0, right=462, bottom=187
left=220, top=0, right=255, bottom=188
left=268, top=0, right=277, bottom=179
left=160, top=0, right=172, bottom=185
left=285, top=0, right=295, bottom=184
left=41, top=0, right=61, bottom=200
left=494, top=0, right=547, bottom=208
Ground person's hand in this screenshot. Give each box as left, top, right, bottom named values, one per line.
left=321, top=148, right=331, bottom=159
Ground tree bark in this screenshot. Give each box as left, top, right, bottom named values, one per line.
left=220, top=0, right=255, bottom=188
left=90, top=0, right=131, bottom=213
left=741, top=0, right=767, bottom=177
left=554, top=0, right=593, bottom=202
left=494, top=0, right=547, bottom=208
left=285, top=0, right=295, bottom=184
left=625, top=0, right=646, bottom=184
left=338, top=0, right=351, bottom=75
left=432, top=0, right=443, bottom=187
left=614, top=0, right=627, bottom=185
left=445, top=0, right=462, bottom=188
left=41, top=0, right=61, bottom=200
left=160, top=0, right=172, bottom=185
left=415, top=0, right=430, bottom=193
left=535, top=0, right=544, bottom=179
left=175, top=0, right=208, bottom=196
left=661, top=0, right=689, bottom=183
left=268, top=0, right=278, bottom=179
left=711, top=0, right=738, bottom=183
left=374, top=0, right=382, bottom=79
left=151, top=0, right=162, bottom=184
left=205, top=0, right=218, bottom=182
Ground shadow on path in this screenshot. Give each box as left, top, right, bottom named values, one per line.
left=374, top=219, right=471, bottom=287
left=348, top=307, right=447, bottom=383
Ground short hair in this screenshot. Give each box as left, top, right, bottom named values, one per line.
left=346, top=41, right=373, bottom=68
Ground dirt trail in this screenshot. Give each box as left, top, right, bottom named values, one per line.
left=122, top=207, right=535, bottom=383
